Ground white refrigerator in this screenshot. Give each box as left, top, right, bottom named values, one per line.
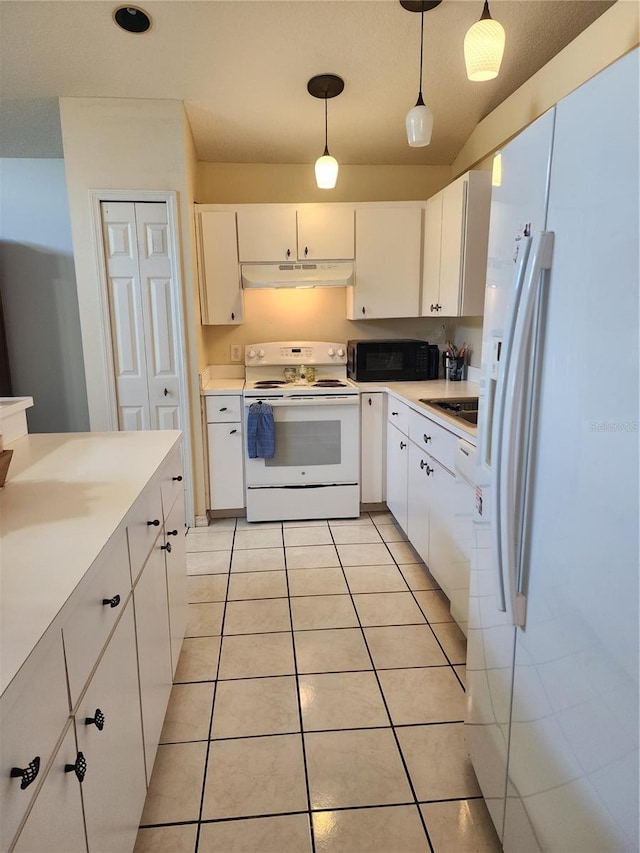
left=467, top=48, right=639, bottom=852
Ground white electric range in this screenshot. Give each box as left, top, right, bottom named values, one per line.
left=243, top=342, right=360, bottom=522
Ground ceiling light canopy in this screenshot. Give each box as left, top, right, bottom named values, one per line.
left=307, top=74, right=344, bottom=190
left=464, top=0, right=506, bottom=81
left=401, top=1, right=441, bottom=148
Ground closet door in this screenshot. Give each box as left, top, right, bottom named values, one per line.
left=101, top=202, right=182, bottom=431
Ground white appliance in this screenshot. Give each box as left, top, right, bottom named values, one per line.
left=467, top=48, right=639, bottom=852
left=243, top=341, right=360, bottom=522
left=241, top=261, right=353, bottom=289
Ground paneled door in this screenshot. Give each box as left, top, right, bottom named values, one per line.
left=101, top=201, right=181, bottom=430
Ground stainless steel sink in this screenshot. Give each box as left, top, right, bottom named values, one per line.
left=419, top=397, right=479, bottom=426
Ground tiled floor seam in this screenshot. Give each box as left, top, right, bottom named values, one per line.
left=283, top=533, right=317, bottom=853
left=328, top=513, right=437, bottom=853
left=194, top=517, right=236, bottom=853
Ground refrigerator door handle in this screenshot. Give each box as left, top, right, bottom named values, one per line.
left=500, top=230, right=554, bottom=627
left=491, top=235, right=532, bottom=613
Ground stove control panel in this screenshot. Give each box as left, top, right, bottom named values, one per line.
left=245, top=342, right=348, bottom=365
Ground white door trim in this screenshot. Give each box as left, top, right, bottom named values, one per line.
left=89, top=189, right=195, bottom=526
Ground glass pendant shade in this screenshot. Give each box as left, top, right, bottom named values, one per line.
left=406, top=99, right=434, bottom=147
left=315, top=152, right=339, bottom=189
left=464, top=3, right=505, bottom=81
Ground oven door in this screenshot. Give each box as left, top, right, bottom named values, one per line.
left=244, top=396, right=359, bottom=487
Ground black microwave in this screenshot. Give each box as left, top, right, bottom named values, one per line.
left=347, top=339, right=439, bottom=382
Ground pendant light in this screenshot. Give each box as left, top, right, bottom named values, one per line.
left=307, top=74, right=344, bottom=190
left=401, top=1, right=441, bottom=148
left=464, top=0, right=506, bottom=82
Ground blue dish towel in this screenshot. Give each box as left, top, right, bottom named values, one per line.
left=247, top=402, right=276, bottom=459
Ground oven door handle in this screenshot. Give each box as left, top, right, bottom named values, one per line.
left=244, top=396, right=358, bottom=407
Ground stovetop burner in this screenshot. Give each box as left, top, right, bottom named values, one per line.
left=254, top=380, right=286, bottom=387
left=313, top=380, right=347, bottom=387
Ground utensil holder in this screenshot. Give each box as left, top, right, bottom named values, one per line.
left=445, top=356, right=466, bottom=382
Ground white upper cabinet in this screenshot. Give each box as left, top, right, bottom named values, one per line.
left=196, top=210, right=243, bottom=325
left=297, top=204, right=354, bottom=260
left=236, top=204, right=355, bottom=262
left=348, top=206, right=423, bottom=319
left=236, top=205, right=297, bottom=262
left=421, top=170, right=491, bottom=317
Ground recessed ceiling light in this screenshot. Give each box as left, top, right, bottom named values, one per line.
left=113, top=6, right=152, bottom=34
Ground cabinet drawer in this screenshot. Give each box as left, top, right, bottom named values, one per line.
left=408, top=409, right=458, bottom=473
left=205, top=395, right=242, bottom=423
left=386, top=398, right=410, bottom=435
left=62, top=530, right=132, bottom=707
left=126, top=481, right=163, bottom=584
left=159, top=442, right=184, bottom=518
left=0, top=628, right=69, bottom=852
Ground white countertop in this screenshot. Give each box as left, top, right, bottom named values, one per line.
left=355, top=379, right=479, bottom=442
left=0, top=430, right=181, bottom=695
left=201, top=378, right=245, bottom=394
left=0, top=396, right=34, bottom=419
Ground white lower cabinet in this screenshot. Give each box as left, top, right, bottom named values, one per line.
left=385, top=421, right=409, bottom=533
left=75, top=600, right=146, bottom=853
left=12, top=723, right=87, bottom=853
left=406, top=441, right=431, bottom=564
left=163, top=497, right=188, bottom=676
left=206, top=394, right=245, bottom=511
left=360, top=392, right=385, bottom=503
left=133, top=541, right=173, bottom=785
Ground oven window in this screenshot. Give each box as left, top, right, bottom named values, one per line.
left=265, top=420, right=341, bottom=467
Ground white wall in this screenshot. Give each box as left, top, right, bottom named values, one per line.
left=0, top=158, right=89, bottom=432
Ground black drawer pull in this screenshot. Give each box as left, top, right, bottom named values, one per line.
left=230, top=428, right=238, bottom=434
left=400, top=441, right=407, bottom=449
left=65, top=752, right=87, bottom=784
left=391, top=411, right=398, bottom=416
left=161, top=542, right=172, bottom=553
left=147, top=519, right=160, bottom=527
left=102, top=594, right=121, bottom=608
left=420, top=460, right=434, bottom=475
left=172, top=475, right=183, bottom=482
left=11, top=757, right=40, bottom=790
left=85, top=709, right=105, bottom=731
left=167, top=529, right=179, bottom=536
left=219, top=407, right=228, bottom=411
left=423, top=434, right=431, bottom=443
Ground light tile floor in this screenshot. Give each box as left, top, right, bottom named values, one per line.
left=134, top=512, right=502, bottom=853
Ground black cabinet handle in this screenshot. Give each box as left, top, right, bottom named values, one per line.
left=304, top=246, right=309, bottom=257
left=161, top=542, right=172, bottom=553
left=391, top=411, right=398, bottom=416
left=423, top=434, right=431, bottom=443
left=368, top=397, right=372, bottom=406
left=400, top=441, right=407, bottom=449
left=167, top=529, right=179, bottom=536
left=420, top=460, right=434, bottom=475
left=11, top=757, right=40, bottom=790
left=231, top=312, right=235, bottom=320
left=220, top=407, right=228, bottom=411
left=164, top=388, right=169, bottom=396
left=147, top=519, right=160, bottom=527
left=102, top=594, right=121, bottom=608
left=286, top=248, right=291, bottom=258
left=361, top=306, right=366, bottom=315
left=172, top=475, right=183, bottom=482
left=230, top=428, right=237, bottom=434
left=85, top=709, right=105, bottom=731
left=65, top=752, right=87, bottom=784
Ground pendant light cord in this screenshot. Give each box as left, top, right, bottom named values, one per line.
left=416, top=5, right=425, bottom=107
left=323, top=96, right=330, bottom=156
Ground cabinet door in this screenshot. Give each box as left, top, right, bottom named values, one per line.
left=12, top=723, right=87, bottom=853
left=163, top=498, right=187, bottom=676
left=426, top=457, right=458, bottom=601
left=407, top=441, right=431, bottom=565
left=133, top=544, right=173, bottom=785
left=75, top=600, right=147, bottom=853
left=385, top=422, right=409, bottom=533
left=360, top=392, right=385, bottom=504
left=351, top=207, right=422, bottom=319
left=297, top=205, right=354, bottom=260
left=197, top=211, right=243, bottom=325
left=438, top=178, right=466, bottom=316
left=207, top=422, right=245, bottom=510
left=422, top=193, right=442, bottom=316
left=236, top=206, right=297, bottom=262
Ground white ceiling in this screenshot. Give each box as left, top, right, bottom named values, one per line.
left=0, top=0, right=614, bottom=165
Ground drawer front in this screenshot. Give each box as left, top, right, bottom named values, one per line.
left=408, top=409, right=457, bottom=473
left=205, top=395, right=242, bottom=423
left=127, top=480, right=163, bottom=584
left=0, top=629, right=69, bottom=852
left=159, top=442, right=184, bottom=518
left=62, top=531, right=132, bottom=708
left=386, top=398, right=410, bottom=435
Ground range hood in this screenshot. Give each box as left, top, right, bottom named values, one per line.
left=241, top=261, right=353, bottom=289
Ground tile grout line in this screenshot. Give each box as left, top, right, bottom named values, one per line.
left=328, top=513, right=436, bottom=853
left=282, top=523, right=317, bottom=853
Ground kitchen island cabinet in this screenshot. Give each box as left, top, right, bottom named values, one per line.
left=0, top=430, right=185, bottom=853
